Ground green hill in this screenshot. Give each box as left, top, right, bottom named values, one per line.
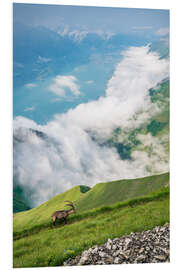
left=76, top=172, right=169, bottom=212
left=13, top=185, right=90, bottom=234
left=13, top=185, right=169, bottom=268
left=13, top=173, right=169, bottom=235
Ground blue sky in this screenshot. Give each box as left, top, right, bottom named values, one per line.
left=13, top=3, right=169, bottom=35
left=13, top=3, right=169, bottom=124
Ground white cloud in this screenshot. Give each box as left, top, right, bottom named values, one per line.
left=13, top=45, right=169, bottom=207
left=14, top=62, right=24, bottom=68
left=156, top=28, right=169, bottom=36
left=68, top=30, right=88, bottom=42
left=37, top=56, right=51, bottom=63
left=24, top=106, right=35, bottom=112
left=86, top=80, right=94, bottom=84
left=24, top=83, right=37, bottom=88
left=51, top=98, right=62, bottom=103
left=49, top=75, right=80, bottom=97
left=133, top=26, right=153, bottom=30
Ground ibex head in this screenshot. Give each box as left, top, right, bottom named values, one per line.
left=65, top=200, right=76, bottom=214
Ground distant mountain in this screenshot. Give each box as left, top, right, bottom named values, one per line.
left=13, top=185, right=31, bottom=213
left=13, top=22, right=154, bottom=88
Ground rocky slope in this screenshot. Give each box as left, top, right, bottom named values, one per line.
left=63, top=223, right=169, bottom=266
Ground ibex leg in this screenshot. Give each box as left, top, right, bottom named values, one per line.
left=52, top=216, right=56, bottom=226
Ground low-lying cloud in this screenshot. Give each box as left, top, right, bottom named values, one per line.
left=13, top=45, right=169, bottom=207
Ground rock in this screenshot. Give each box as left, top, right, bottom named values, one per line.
left=154, top=255, right=167, bottom=261
left=82, top=250, right=88, bottom=257
left=97, top=261, right=105, bottom=265
left=105, top=256, right=114, bottom=264
left=139, top=247, right=144, bottom=254
left=91, top=247, right=98, bottom=254
left=136, top=255, right=146, bottom=262
left=119, top=252, right=130, bottom=260
left=78, top=254, right=89, bottom=265
left=113, top=250, right=121, bottom=257
left=63, top=224, right=170, bottom=266
left=125, top=238, right=131, bottom=246
left=99, top=251, right=107, bottom=258
left=114, top=257, right=120, bottom=264
left=107, top=239, right=113, bottom=244
left=106, top=242, right=112, bottom=250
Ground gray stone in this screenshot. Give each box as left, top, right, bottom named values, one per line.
left=106, top=242, right=112, bottom=250
left=154, top=255, right=167, bottom=261
left=78, top=255, right=89, bottom=265
left=63, top=224, right=170, bottom=266
left=136, top=255, right=146, bottom=261
left=99, top=251, right=107, bottom=258
left=114, top=257, right=120, bottom=264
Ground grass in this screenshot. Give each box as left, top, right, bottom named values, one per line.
left=13, top=187, right=169, bottom=268
left=76, top=172, right=169, bottom=212
left=13, top=173, right=169, bottom=235
left=13, top=185, right=90, bottom=233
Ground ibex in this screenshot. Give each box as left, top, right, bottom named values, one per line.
left=51, top=201, right=76, bottom=226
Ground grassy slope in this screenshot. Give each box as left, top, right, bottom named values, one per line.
left=13, top=185, right=90, bottom=234
left=13, top=173, right=169, bottom=234
left=76, top=172, right=169, bottom=212
left=13, top=187, right=169, bottom=268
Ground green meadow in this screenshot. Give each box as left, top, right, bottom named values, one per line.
left=13, top=173, right=169, bottom=268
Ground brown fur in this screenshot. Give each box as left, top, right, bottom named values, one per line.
left=51, top=201, right=76, bottom=226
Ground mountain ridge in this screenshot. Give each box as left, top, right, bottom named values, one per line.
left=13, top=172, right=169, bottom=234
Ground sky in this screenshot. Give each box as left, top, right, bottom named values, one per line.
left=13, top=3, right=169, bottom=35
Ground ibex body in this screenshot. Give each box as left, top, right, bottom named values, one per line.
left=51, top=201, right=76, bottom=226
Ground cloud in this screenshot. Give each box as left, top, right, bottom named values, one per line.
left=37, top=56, right=51, bottom=63
left=68, top=30, right=88, bottom=42
left=14, top=62, right=24, bottom=68
left=13, top=45, right=169, bottom=207
left=86, top=80, right=94, bottom=84
left=24, top=106, right=35, bottom=112
left=156, top=28, right=169, bottom=36
left=24, top=83, right=37, bottom=88
left=49, top=75, right=80, bottom=97
left=133, top=26, right=153, bottom=30
left=51, top=98, right=62, bottom=103
left=160, top=37, right=169, bottom=47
